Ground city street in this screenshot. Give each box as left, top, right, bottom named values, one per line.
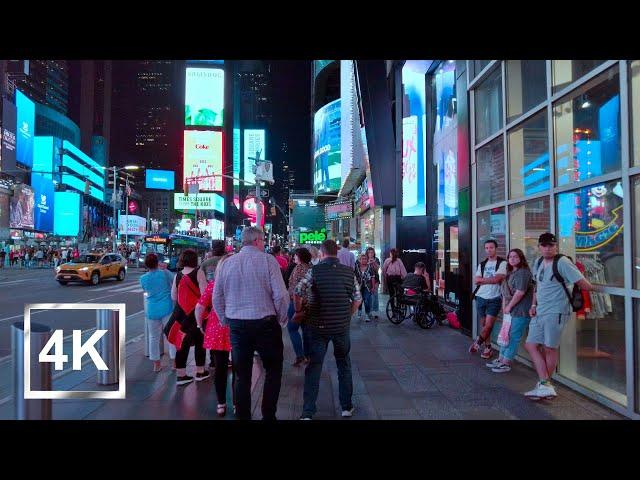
left=0, top=267, right=624, bottom=420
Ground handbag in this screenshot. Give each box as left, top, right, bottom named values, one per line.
left=166, top=319, right=186, bottom=348
left=497, top=313, right=512, bottom=347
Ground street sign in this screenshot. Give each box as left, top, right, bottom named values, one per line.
left=260, top=189, right=269, bottom=198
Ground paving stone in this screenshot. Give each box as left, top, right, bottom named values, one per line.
left=458, top=406, right=517, bottom=420
left=412, top=394, right=463, bottom=420
left=389, top=364, right=440, bottom=394
left=378, top=408, right=420, bottom=420
left=376, top=348, right=413, bottom=366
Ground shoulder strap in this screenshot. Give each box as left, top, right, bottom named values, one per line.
left=496, top=257, right=505, bottom=270
left=535, top=257, right=543, bottom=274
left=551, top=254, right=566, bottom=283
left=480, top=258, right=488, bottom=277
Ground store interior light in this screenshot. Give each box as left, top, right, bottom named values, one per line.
left=580, top=95, right=591, bottom=109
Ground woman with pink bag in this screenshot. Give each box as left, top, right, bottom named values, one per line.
left=487, top=248, right=533, bottom=373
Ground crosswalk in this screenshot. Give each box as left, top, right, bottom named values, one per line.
left=88, top=282, right=144, bottom=294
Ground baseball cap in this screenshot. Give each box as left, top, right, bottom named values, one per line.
left=538, top=232, right=557, bottom=245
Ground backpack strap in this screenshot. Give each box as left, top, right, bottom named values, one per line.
left=551, top=254, right=572, bottom=303
left=479, top=258, right=488, bottom=277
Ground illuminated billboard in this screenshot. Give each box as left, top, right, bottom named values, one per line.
left=313, top=99, right=341, bottom=194
left=118, top=214, right=147, bottom=236
left=146, top=169, right=175, bottom=190
left=1, top=99, right=17, bottom=172
left=174, top=192, right=225, bottom=213
left=16, top=90, right=35, bottom=168
left=243, top=129, right=265, bottom=186
left=54, top=191, right=80, bottom=236
left=10, top=183, right=34, bottom=229
left=183, top=130, right=223, bottom=191
left=185, top=67, right=224, bottom=126
left=32, top=174, right=55, bottom=232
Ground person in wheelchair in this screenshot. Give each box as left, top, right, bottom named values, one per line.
left=400, top=262, right=431, bottom=305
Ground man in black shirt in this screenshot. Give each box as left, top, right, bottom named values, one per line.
left=401, top=262, right=431, bottom=293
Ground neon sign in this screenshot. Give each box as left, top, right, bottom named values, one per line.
left=575, top=205, right=623, bottom=252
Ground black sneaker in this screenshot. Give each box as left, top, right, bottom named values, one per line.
left=195, top=371, right=210, bottom=382
left=299, top=414, right=312, bottom=420
left=176, top=375, right=194, bottom=386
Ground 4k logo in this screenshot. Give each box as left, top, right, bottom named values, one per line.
left=24, top=303, right=126, bottom=400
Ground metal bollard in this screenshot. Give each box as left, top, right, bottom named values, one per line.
left=96, top=309, right=119, bottom=385
left=12, top=322, right=52, bottom=420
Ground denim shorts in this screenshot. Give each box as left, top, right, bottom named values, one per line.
left=476, top=296, right=501, bottom=318
left=526, top=313, right=570, bottom=349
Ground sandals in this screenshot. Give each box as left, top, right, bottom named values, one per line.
left=217, top=404, right=227, bottom=417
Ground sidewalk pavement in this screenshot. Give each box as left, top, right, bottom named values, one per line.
left=0, top=295, right=625, bottom=420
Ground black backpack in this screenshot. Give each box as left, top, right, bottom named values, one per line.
left=471, top=256, right=505, bottom=300
left=534, top=254, right=584, bottom=312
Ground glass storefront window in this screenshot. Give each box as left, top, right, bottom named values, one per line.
left=508, top=196, right=550, bottom=267
left=636, top=299, right=640, bottom=413
left=631, top=61, right=640, bottom=167
left=553, top=66, right=621, bottom=187
left=472, top=60, right=491, bottom=79
left=633, top=176, right=640, bottom=288
left=474, top=66, right=503, bottom=144
left=477, top=207, right=507, bottom=260
left=508, top=110, right=549, bottom=199
left=506, top=60, right=547, bottom=123
left=552, top=60, right=606, bottom=93
left=556, top=179, right=625, bottom=288
left=476, top=137, right=505, bottom=207
left=558, top=294, right=627, bottom=406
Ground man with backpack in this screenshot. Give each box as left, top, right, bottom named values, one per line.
left=524, top=232, right=599, bottom=400
left=469, top=239, right=507, bottom=359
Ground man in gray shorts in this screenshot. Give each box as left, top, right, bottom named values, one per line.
left=524, top=232, right=599, bottom=399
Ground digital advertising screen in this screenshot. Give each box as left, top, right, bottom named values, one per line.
left=145, top=169, right=175, bottom=190
left=16, top=89, right=35, bottom=168
left=183, top=130, right=223, bottom=192
left=313, top=99, right=341, bottom=195
left=10, top=183, right=34, bottom=229
left=31, top=174, right=55, bottom=233
left=185, top=67, right=224, bottom=127
left=402, top=66, right=426, bottom=217
left=1, top=99, right=17, bottom=172
left=53, top=191, right=80, bottom=236
left=174, top=192, right=225, bottom=213
left=243, top=129, right=265, bottom=186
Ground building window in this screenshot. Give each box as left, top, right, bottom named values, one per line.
left=558, top=294, right=627, bottom=406
left=556, top=179, right=624, bottom=288
left=471, top=60, right=492, bottom=79
left=508, top=110, right=550, bottom=199
left=553, top=66, right=621, bottom=188
left=476, top=137, right=505, bottom=207
left=552, top=60, right=607, bottom=93
left=631, top=61, right=640, bottom=167
left=506, top=60, right=547, bottom=124
left=633, top=175, right=640, bottom=288
left=477, top=207, right=507, bottom=260
left=474, top=66, right=503, bottom=144
left=508, top=196, right=550, bottom=266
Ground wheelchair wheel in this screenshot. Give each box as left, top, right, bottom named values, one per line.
left=415, top=307, right=437, bottom=329
left=386, top=297, right=406, bottom=324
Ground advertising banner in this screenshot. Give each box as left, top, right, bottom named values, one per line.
left=402, top=116, right=419, bottom=214
left=185, top=67, right=224, bottom=127
left=1, top=99, right=17, bottom=172
left=313, top=99, right=341, bottom=194
left=16, top=90, right=35, bottom=168
left=145, top=169, right=175, bottom=190
left=53, top=191, right=80, bottom=237
left=243, top=129, right=265, bottom=186
left=174, top=192, right=225, bottom=213
left=10, top=183, right=34, bottom=229
left=0, top=193, right=9, bottom=239
left=325, top=201, right=353, bottom=221
left=32, top=174, right=55, bottom=233
left=183, top=130, right=223, bottom=191
left=118, top=214, right=146, bottom=236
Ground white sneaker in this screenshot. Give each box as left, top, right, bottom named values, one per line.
left=485, top=359, right=502, bottom=368
left=358, top=311, right=363, bottom=319
left=491, top=363, right=511, bottom=373
left=524, top=381, right=557, bottom=399
left=341, top=407, right=354, bottom=417
left=364, top=314, right=371, bottom=322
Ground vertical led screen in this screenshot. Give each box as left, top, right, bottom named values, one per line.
left=10, top=183, right=34, bottom=229
left=233, top=128, right=240, bottom=202
left=313, top=99, right=341, bottom=195
left=243, top=129, right=265, bottom=186
left=53, top=191, right=80, bottom=236
left=183, top=130, right=223, bottom=191
left=31, top=174, right=55, bottom=232
left=16, top=89, right=35, bottom=168
left=1, top=99, right=17, bottom=172
left=185, top=67, right=224, bottom=127
left=402, top=66, right=426, bottom=216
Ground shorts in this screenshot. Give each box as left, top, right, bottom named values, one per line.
left=476, top=296, right=501, bottom=318
left=526, top=313, right=570, bottom=349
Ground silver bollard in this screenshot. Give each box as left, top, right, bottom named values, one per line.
left=96, top=309, right=119, bottom=385
left=12, top=322, right=52, bottom=420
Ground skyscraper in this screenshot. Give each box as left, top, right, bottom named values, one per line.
left=5, top=60, right=69, bottom=115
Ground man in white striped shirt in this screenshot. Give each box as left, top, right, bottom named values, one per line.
left=213, top=226, right=289, bottom=420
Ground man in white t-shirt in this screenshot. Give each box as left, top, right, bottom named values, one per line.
left=469, top=239, right=507, bottom=359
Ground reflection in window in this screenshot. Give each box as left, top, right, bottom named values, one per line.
left=553, top=66, right=620, bottom=187
left=552, top=60, right=606, bottom=93
left=631, top=61, right=640, bottom=167
left=477, top=208, right=507, bottom=260
left=509, top=197, right=550, bottom=267
left=506, top=60, right=547, bottom=123
left=633, top=176, right=640, bottom=288
left=472, top=60, right=492, bottom=78
left=474, top=66, right=503, bottom=144
left=558, top=294, right=627, bottom=407
left=556, top=180, right=624, bottom=288
left=477, top=137, right=505, bottom=207
left=433, top=61, right=458, bottom=218
left=508, top=110, right=549, bottom=199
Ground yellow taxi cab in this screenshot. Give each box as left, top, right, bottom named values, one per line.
left=55, top=252, right=127, bottom=286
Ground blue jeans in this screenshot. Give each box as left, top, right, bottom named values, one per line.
left=286, top=301, right=311, bottom=359
left=499, top=315, right=530, bottom=361
left=303, top=328, right=353, bottom=416
left=371, top=290, right=379, bottom=312
left=359, top=289, right=372, bottom=314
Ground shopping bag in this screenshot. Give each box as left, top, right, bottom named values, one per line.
left=167, top=320, right=186, bottom=349
left=497, top=314, right=512, bottom=347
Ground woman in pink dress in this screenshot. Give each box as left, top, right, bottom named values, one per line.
left=195, top=254, right=235, bottom=417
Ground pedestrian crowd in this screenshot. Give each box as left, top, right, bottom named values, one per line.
left=0, top=246, right=80, bottom=269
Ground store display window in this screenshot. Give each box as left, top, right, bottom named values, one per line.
left=631, top=61, right=640, bottom=167
left=477, top=137, right=505, bottom=207
left=508, top=110, right=549, bottom=199
left=552, top=60, right=606, bottom=93
left=508, top=196, right=550, bottom=267
left=506, top=60, right=547, bottom=124
left=633, top=176, right=640, bottom=288
left=474, top=66, right=503, bottom=144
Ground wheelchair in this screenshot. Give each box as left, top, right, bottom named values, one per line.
left=386, top=287, right=445, bottom=329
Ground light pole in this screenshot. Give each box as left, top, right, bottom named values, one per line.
left=107, top=165, right=141, bottom=253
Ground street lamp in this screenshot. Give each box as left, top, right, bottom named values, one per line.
left=104, top=165, right=142, bottom=253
